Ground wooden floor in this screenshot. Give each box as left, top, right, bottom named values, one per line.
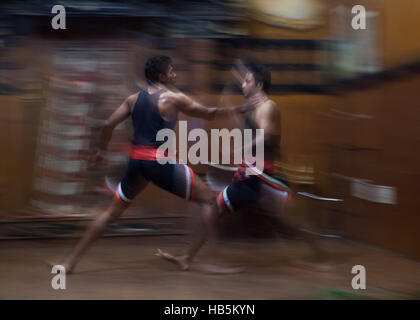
left=1, top=236, right=419, bottom=299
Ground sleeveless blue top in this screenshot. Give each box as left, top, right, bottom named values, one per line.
left=131, top=90, right=177, bottom=146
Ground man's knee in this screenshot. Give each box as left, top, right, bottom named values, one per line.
left=107, top=201, right=126, bottom=222
left=193, top=183, right=216, bottom=205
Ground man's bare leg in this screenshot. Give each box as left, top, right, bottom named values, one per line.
left=259, top=184, right=331, bottom=270
left=156, top=176, right=220, bottom=271
left=59, top=199, right=127, bottom=274
left=157, top=201, right=243, bottom=273
left=157, top=202, right=218, bottom=270
left=265, top=213, right=332, bottom=271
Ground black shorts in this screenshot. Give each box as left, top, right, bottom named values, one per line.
left=217, top=175, right=290, bottom=214
left=115, top=159, right=195, bottom=205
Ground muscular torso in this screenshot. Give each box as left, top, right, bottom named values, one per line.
left=129, top=89, right=178, bottom=146
left=129, top=88, right=179, bottom=122
left=243, top=100, right=280, bottom=162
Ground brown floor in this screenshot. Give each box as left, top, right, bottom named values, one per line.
left=0, top=236, right=419, bottom=299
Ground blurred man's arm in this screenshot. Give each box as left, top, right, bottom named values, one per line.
left=161, top=92, right=236, bottom=120
left=90, top=94, right=135, bottom=166
left=161, top=91, right=265, bottom=121
left=232, top=59, right=248, bottom=84
left=258, top=101, right=278, bottom=136
left=98, top=94, right=135, bottom=151
left=256, top=100, right=280, bottom=148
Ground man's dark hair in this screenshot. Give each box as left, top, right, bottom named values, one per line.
left=247, top=64, right=271, bottom=93
left=145, top=56, right=172, bottom=84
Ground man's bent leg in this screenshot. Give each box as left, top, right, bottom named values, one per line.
left=259, top=184, right=331, bottom=270
left=184, top=176, right=220, bottom=266
left=156, top=171, right=220, bottom=270
left=61, top=198, right=127, bottom=274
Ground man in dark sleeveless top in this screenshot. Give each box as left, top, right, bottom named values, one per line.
left=58, top=56, right=243, bottom=273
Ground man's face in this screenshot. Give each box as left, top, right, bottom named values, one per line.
left=161, top=65, right=177, bottom=85
left=242, top=72, right=258, bottom=98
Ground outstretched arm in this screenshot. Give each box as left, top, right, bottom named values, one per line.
left=161, top=92, right=237, bottom=121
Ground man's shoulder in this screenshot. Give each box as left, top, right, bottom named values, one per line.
left=160, top=90, right=185, bottom=99
left=123, top=93, right=139, bottom=111
left=261, top=99, right=278, bottom=113
left=127, top=92, right=139, bottom=104
left=159, top=91, right=189, bottom=105
left=267, top=99, right=277, bottom=108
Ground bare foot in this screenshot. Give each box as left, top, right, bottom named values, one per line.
left=155, top=249, right=190, bottom=271
left=193, top=263, right=245, bottom=274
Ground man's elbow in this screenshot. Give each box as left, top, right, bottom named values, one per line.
left=203, top=108, right=217, bottom=121
left=102, top=120, right=115, bottom=132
